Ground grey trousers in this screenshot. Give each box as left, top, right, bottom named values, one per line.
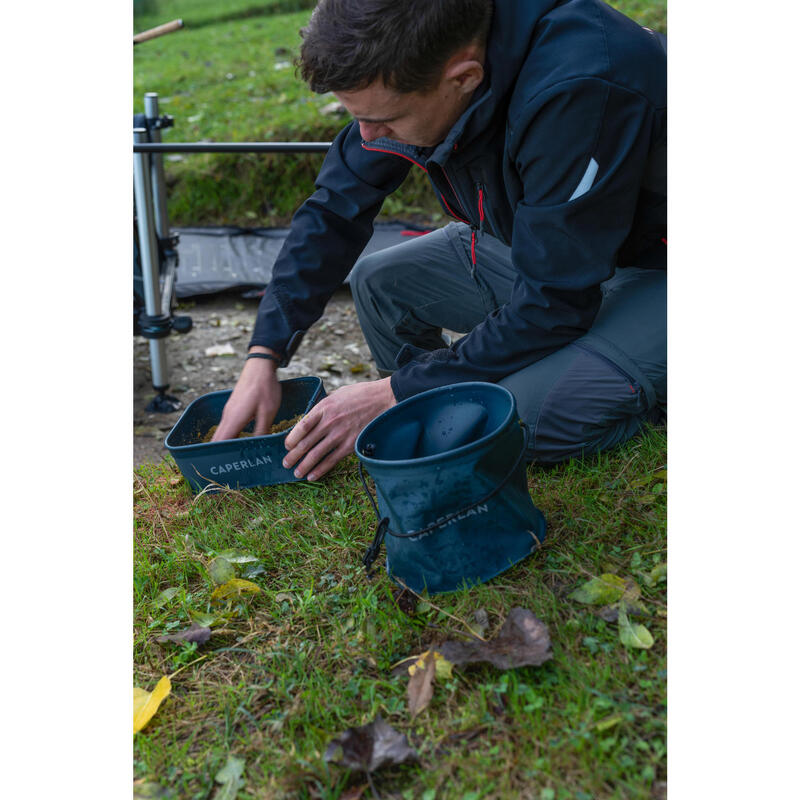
left=350, top=223, right=666, bottom=463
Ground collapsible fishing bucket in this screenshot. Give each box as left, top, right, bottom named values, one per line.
left=165, top=376, right=325, bottom=493
left=355, top=382, right=546, bottom=594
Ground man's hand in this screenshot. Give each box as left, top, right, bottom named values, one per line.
left=212, top=348, right=282, bottom=441
left=283, top=377, right=396, bottom=481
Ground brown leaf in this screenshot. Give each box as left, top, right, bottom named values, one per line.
left=596, top=599, right=649, bottom=623
left=156, top=622, right=212, bottom=645
left=324, top=715, right=418, bottom=772
left=407, top=650, right=436, bottom=717
left=438, top=607, right=552, bottom=669
left=340, top=786, right=366, bottom=800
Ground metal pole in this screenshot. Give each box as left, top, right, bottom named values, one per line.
left=144, top=93, right=176, bottom=316
left=133, top=128, right=169, bottom=390
left=133, top=141, right=332, bottom=154
left=144, top=94, right=170, bottom=240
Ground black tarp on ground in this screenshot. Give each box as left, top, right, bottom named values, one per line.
left=173, top=221, right=434, bottom=298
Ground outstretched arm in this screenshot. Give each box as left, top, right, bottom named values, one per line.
left=211, top=347, right=282, bottom=441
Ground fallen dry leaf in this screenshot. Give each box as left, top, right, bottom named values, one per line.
left=133, top=781, right=172, bottom=799
left=568, top=574, right=627, bottom=605
left=438, top=607, right=552, bottom=669
left=211, top=578, right=261, bottom=604
left=209, top=556, right=236, bottom=585
left=156, top=622, right=212, bottom=646
left=618, top=604, right=655, bottom=649
left=407, top=649, right=436, bottom=717
left=213, top=755, right=246, bottom=800
left=133, top=675, right=171, bottom=734
left=324, top=715, right=418, bottom=772
left=339, top=786, right=367, bottom=800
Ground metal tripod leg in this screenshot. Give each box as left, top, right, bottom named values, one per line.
left=144, top=93, right=178, bottom=321
left=133, top=127, right=180, bottom=412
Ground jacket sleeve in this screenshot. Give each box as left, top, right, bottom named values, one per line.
left=390, top=78, right=659, bottom=401
left=249, top=121, right=411, bottom=363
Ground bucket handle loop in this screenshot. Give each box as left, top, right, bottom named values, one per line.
left=359, top=422, right=530, bottom=575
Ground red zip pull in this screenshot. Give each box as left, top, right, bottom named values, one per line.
left=471, top=184, right=485, bottom=268
left=471, top=228, right=477, bottom=267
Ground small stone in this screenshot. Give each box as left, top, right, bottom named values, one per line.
left=205, top=344, right=236, bottom=357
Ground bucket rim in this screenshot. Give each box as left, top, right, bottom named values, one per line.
left=164, top=376, right=323, bottom=453
left=355, top=381, right=519, bottom=468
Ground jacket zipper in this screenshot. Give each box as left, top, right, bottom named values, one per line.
left=470, top=183, right=485, bottom=267
left=361, top=143, right=489, bottom=267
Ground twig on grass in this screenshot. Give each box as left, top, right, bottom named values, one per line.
left=169, top=652, right=211, bottom=680
left=392, top=578, right=487, bottom=642
left=191, top=470, right=263, bottom=513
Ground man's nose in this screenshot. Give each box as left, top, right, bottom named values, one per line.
left=359, top=121, right=386, bottom=141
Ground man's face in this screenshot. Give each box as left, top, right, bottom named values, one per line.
left=335, top=74, right=473, bottom=148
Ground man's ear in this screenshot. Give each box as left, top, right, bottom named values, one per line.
left=445, top=56, right=485, bottom=95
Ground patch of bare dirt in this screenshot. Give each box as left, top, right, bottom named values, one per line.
left=133, top=287, right=378, bottom=468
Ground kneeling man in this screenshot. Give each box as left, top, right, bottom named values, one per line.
left=213, top=0, right=667, bottom=481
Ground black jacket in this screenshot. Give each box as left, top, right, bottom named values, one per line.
left=249, top=0, right=667, bottom=401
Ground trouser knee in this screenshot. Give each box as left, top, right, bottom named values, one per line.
left=349, top=251, right=389, bottom=307
left=502, top=267, right=666, bottom=464
left=501, top=342, right=655, bottom=465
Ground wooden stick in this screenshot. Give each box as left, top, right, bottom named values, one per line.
left=133, top=19, right=184, bottom=45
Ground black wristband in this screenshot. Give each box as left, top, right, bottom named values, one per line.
left=246, top=352, right=281, bottom=365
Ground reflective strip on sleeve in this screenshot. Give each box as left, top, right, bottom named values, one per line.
left=569, top=157, right=599, bottom=201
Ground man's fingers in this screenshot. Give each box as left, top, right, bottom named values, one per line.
left=283, top=406, right=325, bottom=462
left=302, top=441, right=352, bottom=482
left=291, top=434, right=338, bottom=479
left=284, top=407, right=320, bottom=450
left=212, top=412, right=250, bottom=442
left=252, top=404, right=273, bottom=436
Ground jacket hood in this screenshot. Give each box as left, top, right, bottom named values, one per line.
left=429, top=0, right=564, bottom=161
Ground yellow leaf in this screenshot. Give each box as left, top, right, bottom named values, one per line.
left=406, top=649, right=453, bottom=680
left=407, top=652, right=428, bottom=677
left=433, top=651, right=453, bottom=680
left=133, top=675, right=171, bottom=734
left=211, top=578, right=262, bottom=603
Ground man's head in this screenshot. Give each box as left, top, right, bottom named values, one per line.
left=298, top=0, right=493, bottom=147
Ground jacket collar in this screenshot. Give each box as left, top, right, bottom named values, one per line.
left=362, top=1, right=563, bottom=168
left=427, top=0, right=562, bottom=166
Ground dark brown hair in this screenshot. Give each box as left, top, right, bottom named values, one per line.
left=298, top=0, right=493, bottom=94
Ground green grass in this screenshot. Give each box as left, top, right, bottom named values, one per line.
left=133, top=0, right=667, bottom=227
left=134, top=425, right=666, bottom=799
